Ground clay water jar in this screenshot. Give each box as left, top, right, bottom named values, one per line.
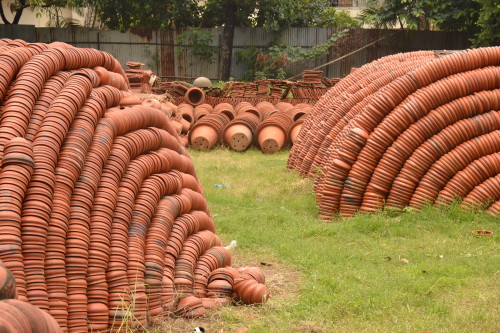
left=223, top=124, right=253, bottom=151
left=189, top=125, right=219, bottom=150
left=258, top=125, right=286, bottom=153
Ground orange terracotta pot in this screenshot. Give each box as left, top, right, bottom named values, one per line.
left=189, top=125, right=219, bottom=150
left=290, top=123, right=302, bottom=144
left=223, top=124, right=253, bottom=151
left=258, top=125, right=286, bottom=154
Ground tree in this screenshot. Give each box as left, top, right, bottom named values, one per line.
left=0, top=0, right=91, bottom=26
left=199, top=0, right=329, bottom=80
left=1, top=0, right=31, bottom=24
left=473, top=0, right=500, bottom=46
left=360, top=0, right=498, bottom=46
left=360, top=0, right=481, bottom=31
left=315, top=7, right=361, bottom=29
left=94, top=0, right=200, bottom=31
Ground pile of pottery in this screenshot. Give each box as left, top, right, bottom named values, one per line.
left=0, top=260, right=63, bottom=332
left=156, top=82, right=206, bottom=106
left=0, top=38, right=268, bottom=332
left=186, top=100, right=312, bottom=152
left=302, top=70, right=323, bottom=83
left=288, top=47, right=500, bottom=219
left=124, top=61, right=153, bottom=93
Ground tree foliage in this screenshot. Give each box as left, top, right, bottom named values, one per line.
left=473, top=0, right=500, bottom=46
left=0, top=0, right=99, bottom=26
left=315, top=7, right=361, bottom=28
left=359, top=0, right=498, bottom=46
left=175, top=27, right=218, bottom=64
left=359, top=0, right=478, bottom=31
left=94, top=0, right=199, bottom=31
left=198, top=0, right=330, bottom=30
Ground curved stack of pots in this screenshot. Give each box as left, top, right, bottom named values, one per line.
left=0, top=39, right=268, bottom=332
left=287, top=48, right=500, bottom=219
left=0, top=259, right=63, bottom=332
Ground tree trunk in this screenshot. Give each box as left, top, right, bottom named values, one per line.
left=0, top=1, right=12, bottom=24
left=0, top=0, right=27, bottom=24
left=218, top=0, right=237, bottom=81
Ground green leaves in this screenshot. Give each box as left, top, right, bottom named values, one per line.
left=472, top=0, right=500, bottom=46
left=359, top=0, right=498, bottom=46
left=175, top=28, right=218, bottom=64
left=96, top=0, right=200, bottom=31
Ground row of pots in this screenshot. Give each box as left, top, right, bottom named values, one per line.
left=140, top=96, right=313, bottom=152
left=143, top=99, right=312, bottom=153
left=0, top=39, right=268, bottom=332
left=287, top=47, right=500, bottom=219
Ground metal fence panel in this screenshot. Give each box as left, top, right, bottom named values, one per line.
left=0, top=25, right=471, bottom=80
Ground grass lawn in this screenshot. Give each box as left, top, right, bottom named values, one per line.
left=157, top=147, right=498, bottom=333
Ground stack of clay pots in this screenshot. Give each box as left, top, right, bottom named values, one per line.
left=0, top=259, right=63, bottom=331
left=194, top=103, right=214, bottom=122
left=177, top=103, right=195, bottom=134
left=0, top=39, right=269, bottom=332
left=188, top=100, right=304, bottom=153
left=289, top=103, right=312, bottom=144
left=288, top=47, right=500, bottom=219
left=255, top=104, right=296, bottom=154
left=222, top=103, right=263, bottom=151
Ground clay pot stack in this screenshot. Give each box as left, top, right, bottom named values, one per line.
left=177, top=103, right=195, bottom=134
left=222, top=103, right=263, bottom=151
left=255, top=105, right=295, bottom=154
left=289, top=103, right=313, bottom=144
left=0, top=39, right=268, bottom=332
left=0, top=259, right=63, bottom=332
left=187, top=103, right=237, bottom=150
left=193, top=103, right=214, bottom=122
left=302, top=70, right=323, bottom=83
left=187, top=100, right=311, bottom=152
left=287, top=48, right=500, bottom=219
left=124, top=61, right=153, bottom=93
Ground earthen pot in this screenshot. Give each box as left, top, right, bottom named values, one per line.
left=258, top=126, right=286, bottom=153
left=223, top=124, right=253, bottom=151
left=189, top=126, right=219, bottom=150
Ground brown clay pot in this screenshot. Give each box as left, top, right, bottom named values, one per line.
left=223, top=124, right=253, bottom=151
left=189, top=125, right=219, bottom=150
left=257, top=125, right=286, bottom=154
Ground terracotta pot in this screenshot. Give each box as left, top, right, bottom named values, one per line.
left=184, top=87, right=205, bottom=106
left=189, top=125, right=219, bottom=150
left=223, top=124, right=253, bottom=151
left=290, top=123, right=303, bottom=144
left=258, top=125, right=286, bottom=154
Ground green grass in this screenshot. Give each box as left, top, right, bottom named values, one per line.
left=169, top=147, right=499, bottom=333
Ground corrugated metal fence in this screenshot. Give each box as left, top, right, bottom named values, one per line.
left=1, top=25, right=470, bottom=80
